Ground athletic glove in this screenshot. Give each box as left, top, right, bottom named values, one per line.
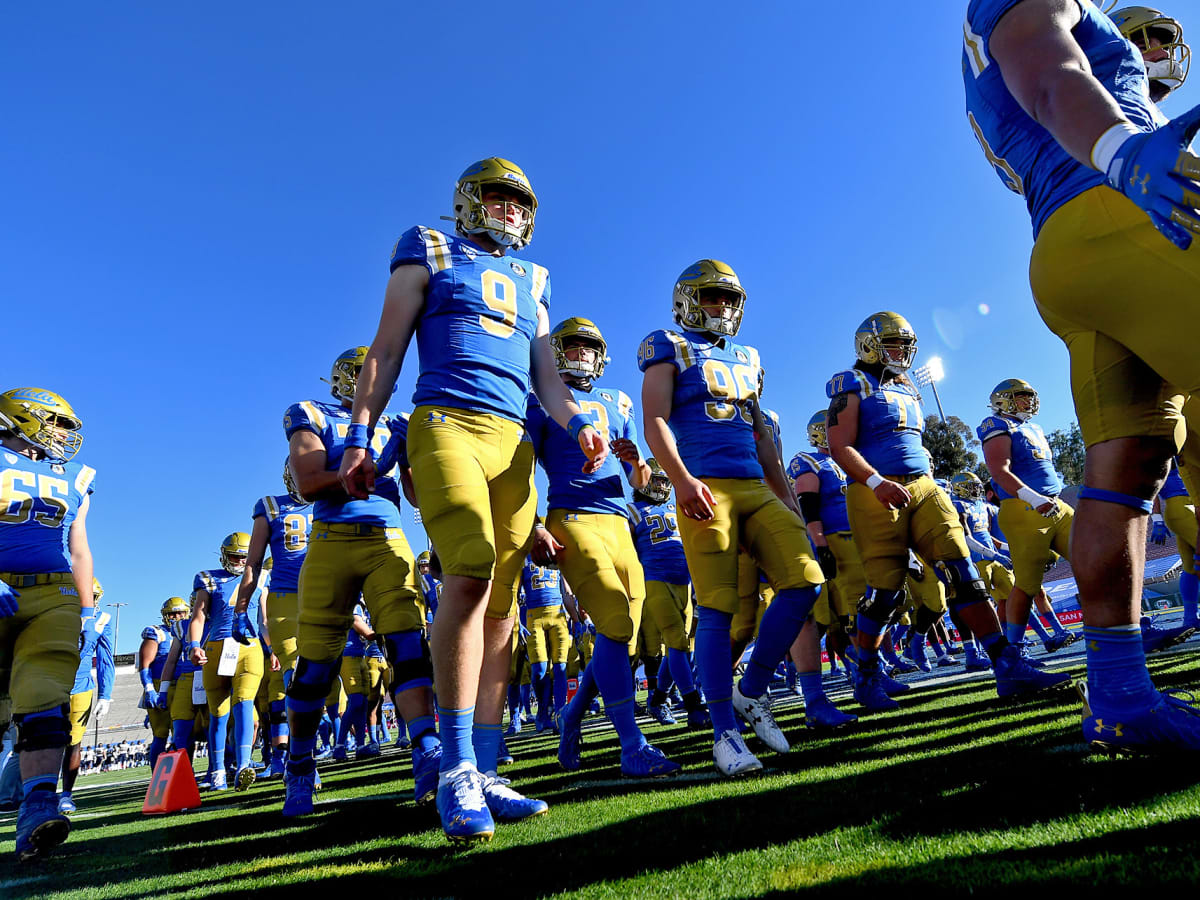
left=816, top=546, right=838, bottom=580
left=0, top=579, right=18, bottom=618
left=232, top=611, right=257, bottom=645
left=1150, top=514, right=1170, bottom=545
left=94, top=698, right=111, bottom=720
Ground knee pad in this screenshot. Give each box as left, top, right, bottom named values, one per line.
left=937, top=559, right=991, bottom=613
left=384, top=630, right=433, bottom=693
left=13, top=705, right=69, bottom=752
left=287, top=657, right=340, bottom=703
left=856, top=587, right=905, bottom=628
left=269, top=699, right=288, bottom=726
left=913, top=605, right=941, bottom=634
left=457, top=537, right=498, bottom=575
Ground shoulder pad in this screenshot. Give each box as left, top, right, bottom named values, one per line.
left=637, top=329, right=688, bottom=372
left=826, top=369, right=869, bottom=399
left=390, top=225, right=452, bottom=275
left=284, top=401, right=328, bottom=439
left=977, top=416, right=1013, bottom=442
left=141, top=625, right=162, bottom=642
left=194, top=571, right=216, bottom=592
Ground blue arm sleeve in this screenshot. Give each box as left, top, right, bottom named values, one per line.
left=96, top=619, right=116, bottom=700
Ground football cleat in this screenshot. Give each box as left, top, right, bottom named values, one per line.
left=480, top=772, right=549, bottom=821
left=1084, top=689, right=1200, bottom=755
left=331, top=745, right=348, bottom=762
left=965, top=655, right=993, bottom=673
left=993, top=645, right=1071, bottom=699
left=436, top=764, right=495, bottom=843
left=267, top=755, right=286, bottom=780
left=732, top=681, right=790, bottom=754
left=647, top=701, right=677, bottom=726
left=209, top=770, right=228, bottom=792
left=356, top=741, right=381, bottom=760
left=235, top=766, right=256, bottom=792
left=1142, top=618, right=1196, bottom=654
left=535, top=714, right=557, bottom=734
left=620, top=743, right=682, bottom=778
left=1043, top=632, right=1072, bottom=654
left=412, top=741, right=442, bottom=807
left=15, top=791, right=70, bottom=862
left=504, top=714, right=523, bottom=737
left=935, top=654, right=961, bottom=668
left=877, top=670, right=912, bottom=696
left=888, top=655, right=920, bottom=675
left=686, top=705, right=712, bottom=731
left=804, top=695, right=858, bottom=730
left=557, top=706, right=584, bottom=771
left=394, top=735, right=412, bottom=751
left=713, top=729, right=763, bottom=777
left=282, top=768, right=316, bottom=818
left=56, top=792, right=76, bottom=815
left=497, top=736, right=514, bottom=766
left=314, top=746, right=333, bottom=761
left=904, top=643, right=932, bottom=673
left=853, top=670, right=900, bottom=712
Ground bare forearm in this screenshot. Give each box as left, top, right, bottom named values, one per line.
left=831, top=445, right=878, bottom=485
left=644, top=418, right=691, bottom=485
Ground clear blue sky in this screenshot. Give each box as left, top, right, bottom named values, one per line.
left=5, top=3, right=1182, bottom=651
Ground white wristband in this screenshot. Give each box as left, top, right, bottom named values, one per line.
left=865, top=473, right=885, bottom=490
left=1017, top=486, right=1050, bottom=508
left=1091, top=121, right=1140, bottom=175
left=1152, top=513, right=1164, bottom=524
left=159, top=680, right=171, bottom=691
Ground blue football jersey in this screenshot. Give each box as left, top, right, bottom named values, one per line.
left=421, top=573, right=441, bottom=624
left=953, top=496, right=998, bottom=563
left=253, top=495, right=312, bottom=595
left=963, top=0, right=1162, bottom=236
left=391, top=226, right=550, bottom=423
left=527, top=384, right=641, bottom=515
left=1161, top=458, right=1189, bottom=500
left=73, top=609, right=115, bottom=697
left=763, top=408, right=783, bottom=459
left=343, top=601, right=368, bottom=658
left=195, top=568, right=257, bottom=643
left=0, top=452, right=96, bottom=574
left=628, top=499, right=691, bottom=585
left=787, top=450, right=851, bottom=534
left=826, top=369, right=928, bottom=480
left=637, top=329, right=762, bottom=480
left=169, top=618, right=200, bottom=678
left=519, top=559, right=564, bottom=610
left=141, top=624, right=172, bottom=681
left=977, top=414, right=1062, bottom=500
left=376, top=413, right=411, bottom=477
left=283, top=399, right=402, bottom=528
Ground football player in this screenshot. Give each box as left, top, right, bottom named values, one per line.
left=59, top=576, right=114, bottom=814
left=1150, top=459, right=1200, bottom=633
left=628, top=460, right=709, bottom=729
left=234, top=464, right=312, bottom=779
left=332, top=603, right=379, bottom=760
left=517, top=557, right=570, bottom=733
left=138, top=597, right=189, bottom=772
left=0, top=388, right=94, bottom=861
left=529, top=316, right=677, bottom=778
left=187, top=532, right=262, bottom=791
left=640, top=260, right=825, bottom=776
left=340, top=159, right=608, bottom=841
left=964, top=0, right=1200, bottom=750
left=827, top=314, right=1068, bottom=710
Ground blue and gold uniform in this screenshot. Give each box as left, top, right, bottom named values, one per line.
left=528, top=385, right=646, bottom=644
left=964, top=0, right=1191, bottom=447
left=1161, top=458, right=1197, bottom=575
left=952, top=494, right=1015, bottom=604
left=519, top=560, right=569, bottom=668
left=196, top=567, right=264, bottom=716
left=628, top=499, right=692, bottom=653
left=392, top=226, right=545, bottom=609
left=977, top=413, right=1072, bottom=596
left=253, top=494, right=312, bottom=703
left=141, top=623, right=172, bottom=741
left=167, top=613, right=205, bottom=726
left=69, top=610, right=114, bottom=746
left=0, top=449, right=94, bottom=719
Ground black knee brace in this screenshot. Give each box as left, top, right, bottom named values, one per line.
left=385, top=631, right=433, bottom=689
left=14, top=704, right=70, bottom=752
left=857, top=587, right=905, bottom=629
left=286, top=657, right=340, bottom=703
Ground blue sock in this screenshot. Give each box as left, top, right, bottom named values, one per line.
left=172, top=719, right=194, bottom=752
left=339, top=694, right=366, bottom=747
left=910, top=630, right=927, bottom=656
left=567, top=662, right=599, bottom=722
left=232, top=700, right=255, bottom=771
left=207, top=713, right=229, bottom=773
left=472, top=721, right=503, bottom=773
left=1084, top=625, right=1159, bottom=712
left=22, top=773, right=57, bottom=793
left=1004, top=621, right=1026, bottom=645
left=408, top=714, right=439, bottom=754
left=1044, top=605, right=1068, bottom=636
left=269, top=700, right=289, bottom=741
left=520, top=684, right=532, bottom=717
left=977, top=632, right=1005, bottom=661
left=1028, top=612, right=1052, bottom=641
left=739, top=587, right=819, bottom=698
left=893, top=624, right=909, bottom=644
left=552, top=663, right=568, bottom=712
left=592, top=634, right=646, bottom=755
left=798, top=671, right=825, bottom=704
left=506, top=685, right=522, bottom=722
left=1182, top=571, right=1199, bottom=624
left=656, top=657, right=674, bottom=693
left=436, top=705, right=476, bottom=771
left=667, top=647, right=695, bottom=694
left=286, top=692, right=326, bottom=770
left=148, top=736, right=167, bottom=770
left=696, top=607, right=737, bottom=739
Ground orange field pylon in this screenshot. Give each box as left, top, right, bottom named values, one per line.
left=142, top=749, right=201, bottom=814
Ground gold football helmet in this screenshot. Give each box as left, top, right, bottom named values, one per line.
left=989, top=378, right=1040, bottom=421
left=283, top=457, right=305, bottom=504
left=808, top=411, right=829, bottom=450
left=1112, top=7, right=1190, bottom=99
left=640, top=458, right=673, bottom=504
left=417, top=550, right=432, bottom=573
left=854, top=312, right=918, bottom=374
left=550, top=317, right=608, bottom=380
left=0, top=388, right=83, bottom=461
left=328, top=347, right=369, bottom=405
left=220, top=532, right=251, bottom=575
left=672, top=259, right=746, bottom=337
left=950, top=472, right=985, bottom=501
left=453, top=157, right=537, bottom=250
left=162, top=596, right=191, bottom=625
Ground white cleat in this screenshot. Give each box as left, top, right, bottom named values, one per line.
left=732, top=681, right=790, bottom=754
left=714, top=729, right=763, bottom=777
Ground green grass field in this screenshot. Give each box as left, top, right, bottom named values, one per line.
left=4, top=645, right=1200, bottom=898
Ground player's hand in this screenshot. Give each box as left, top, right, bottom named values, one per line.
left=873, top=479, right=911, bottom=510
left=232, top=612, right=256, bottom=645
left=578, top=427, right=609, bottom=474
left=1150, top=515, right=1170, bottom=545
left=270, top=653, right=281, bottom=672
left=191, top=646, right=207, bottom=666
left=677, top=476, right=716, bottom=521
left=154, top=691, right=169, bottom=710
left=0, top=580, right=18, bottom=618
left=610, top=438, right=640, bottom=466
left=996, top=553, right=1013, bottom=569
left=531, top=526, right=564, bottom=565
left=94, top=698, right=111, bottom=720
left=143, top=688, right=159, bottom=709
left=338, top=446, right=376, bottom=500
left=1106, top=106, right=1200, bottom=250
left=816, top=546, right=838, bottom=579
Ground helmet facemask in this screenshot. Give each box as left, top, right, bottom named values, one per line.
left=283, top=458, right=305, bottom=504
left=0, top=396, right=82, bottom=461
left=675, top=286, right=745, bottom=337
left=1124, top=13, right=1190, bottom=98
left=455, top=182, right=536, bottom=250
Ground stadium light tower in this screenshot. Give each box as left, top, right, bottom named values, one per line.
left=913, top=356, right=947, bottom=422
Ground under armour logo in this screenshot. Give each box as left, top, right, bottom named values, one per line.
left=1092, top=718, right=1124, bottom=737
left=426, top=411, right=448, bottom=423
left=1129, top=166, right=1151, bottom=195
